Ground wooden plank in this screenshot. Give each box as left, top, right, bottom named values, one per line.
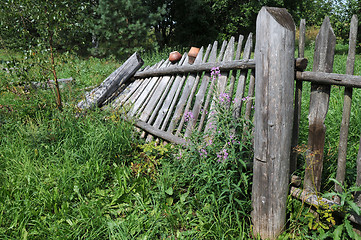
left=290, top=19, right=306, bottom=174
left=175, top=47, right=209, bottom=136
left=109, top=66, right=151, bottom=109
left=78, top=52, right=143, bottom=109
left=217, top=37, right=234, bottom=94
left=146, top=54, right=189, bottom=142
left=133, top=59, right=255, bottom=78
left=125, top=62, right=163, bottom=107
left=290, top=187, right=361, bottom=225
left=251, top=7, right=295, bottom=240
left=139, top=54, right=187, bottom=123
left=197, top=41, right=219, bottom=132
left=295, top=71, right=361, bottom=88
left=128, top=60, right=169, bottom=117
left=204, top=39, right=234, bottom=133
left=167, top=49, right=204, bottom=134
left=233, top=33, right=253, bottom=119
left=304, top=17, right=336, bottom=192
left=228, top=35, right=244, bottom=102
left=134, top=119, right=186, bottom=145
left=336, top=15, right=358, bottom=203
left=242, top=69, right=255, bottom=144
left=184, top=42, right=217, bottom=137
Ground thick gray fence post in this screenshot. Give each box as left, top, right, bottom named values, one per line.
left=251, top=7, right=295, bottom=239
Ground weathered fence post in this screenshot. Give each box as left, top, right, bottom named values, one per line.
left=303, top=17, right=336, bottom=192
left=252, top=7, right=295, bottom=240
left=336, top=14, right=358, bottom=203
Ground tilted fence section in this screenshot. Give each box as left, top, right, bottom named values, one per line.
left=102, top=34, right=257, bottom=145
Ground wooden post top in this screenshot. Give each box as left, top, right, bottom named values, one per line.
left=260, top=7, right=295, bottom=32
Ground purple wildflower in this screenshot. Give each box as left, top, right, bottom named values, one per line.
left=217, top=148, right=229, bottom=162
left=211, top=67, right=221, bottom=81
left=184, top=111, right=194, bottom=122
left=199, top=148, right=208, bottom=158
left=219, top=93, right=231, bottom=103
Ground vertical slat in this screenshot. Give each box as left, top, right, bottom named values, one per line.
left=128, top=60, right=169, bottom=117
left=335, top=15, right=358, bottom=202
left=146, top=54, right=189, bottom=142
left=109, top=65, right=150, bottom=109
left=217, top=37, right=235, bottom=94
left=242, top=69, right=255, bottom=143
left=167, top=48, right=205, bottom=134
left=204, top=39, right=234, bottom=133
left=175, top=46, right=210, bottom=137
left=232, top=33, right=253, bottom=119
left=217, top=40, right=228, bottom=62
left=184, top=43, right=217, bottom=137
left=140, top=55, right=187, bottom=123
left=251, top=7, right=295, bottom=240
left=137, top=61, right=173, bottom=115
left=228, top=35, right=244, bottom=103
left=304, top=17, right=336, bottom=192
left=113, top=64, right=157, bottom=109
left=198, top=41, right=218, bottom=132
left=124, top=61, right=164, bottom=107
left=290, top=19, right=306, bottom=174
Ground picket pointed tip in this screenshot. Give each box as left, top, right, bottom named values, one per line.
left=194, top=47, right=204, bottom=64
left=318, top=16, right=336, bottom=39
left=261, top=7, right=295, bottom=31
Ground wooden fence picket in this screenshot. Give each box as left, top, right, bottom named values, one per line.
left=290, top=19, right=306, bottom=174
left=304, top=16, right=336, bottom=192
left=334, top=14, right=358, bottom=203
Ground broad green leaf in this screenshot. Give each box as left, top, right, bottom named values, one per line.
left=333, top=224, right=344, bottom=240
left=165, top=187, right=173, bottom=195
left=345, top=219, right=355, bottom=239
left=347, top=200, right=361, bottom=215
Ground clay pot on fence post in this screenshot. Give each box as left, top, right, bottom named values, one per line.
left=188, top=47, right=200, bottom=64
left=169, top=51, right=182, bottom=63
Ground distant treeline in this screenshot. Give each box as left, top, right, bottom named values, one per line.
left=0, top=0, right=360, bottom=59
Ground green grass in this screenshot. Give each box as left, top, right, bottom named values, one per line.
left=1, top=44, right=361, bottom=239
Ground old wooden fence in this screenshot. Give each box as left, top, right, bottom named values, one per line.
left=78, top=7, right=361, bottom=240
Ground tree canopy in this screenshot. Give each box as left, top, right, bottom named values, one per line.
left=1, top=0, right=359, bottom=58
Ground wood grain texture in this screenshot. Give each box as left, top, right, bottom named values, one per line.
left=335, top=15, right=358, bottom=203
left=196, top=41, right=219, bottom=133
left=251, top=7, right=295, bottom=240
left=228, top=35, right=244, bottom=103
left=290, top=19, right=306, bottom=174
left=185, top=42, right=217, bottom=137
left=167, top=48, right=204, bottom=134
left=175, top=47, right=209, bottom=137
left=128, top=60, right=169, bottom=117
left=133, top=59, right=255, bottom=78
left=78, top=52, right=143, bottom=109
left=304, top=17, right=336, bottom=192
left=233, top=33, right=253, bottom=119
left=146, top=54, right=189, bottom=142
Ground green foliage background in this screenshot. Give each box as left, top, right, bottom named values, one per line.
left=2, top=0, right=361, bottom=59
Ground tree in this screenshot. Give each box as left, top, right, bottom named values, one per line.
left=92, top=0, right=165, bottom=58
left=0, top=0, right=94, bottom=110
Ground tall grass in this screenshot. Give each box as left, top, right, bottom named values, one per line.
left=1, top=43, right=361, bottom=239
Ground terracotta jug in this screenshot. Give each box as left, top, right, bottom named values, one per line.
left=169, top=51, right=182, bottom=63
left=188, top=47, right=200, bottom=64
